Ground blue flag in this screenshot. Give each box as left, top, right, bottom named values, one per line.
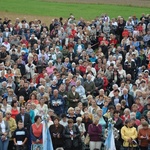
left=104, top=123, right=116, bottom=150
left=43, top=119, right=54, bottom=150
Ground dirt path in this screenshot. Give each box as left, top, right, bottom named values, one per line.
left=0, top=11, right=56, bottom=25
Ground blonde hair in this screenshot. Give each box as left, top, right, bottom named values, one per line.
left=67, top=107, right=74, bottom=113
left=76, top=117, right=82, bottom=122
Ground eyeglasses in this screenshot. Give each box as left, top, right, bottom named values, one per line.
left=7, top=113, right=11, bottom=115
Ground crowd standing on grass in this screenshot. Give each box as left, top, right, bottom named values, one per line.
left=0, top=12, right=150, bottom=150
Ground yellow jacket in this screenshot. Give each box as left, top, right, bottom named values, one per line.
left=3, top=117, right=17, bottom=140
left=121, top=125, right=137, bottom=147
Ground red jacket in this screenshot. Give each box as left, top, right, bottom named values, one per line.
left=102, top=76, right=108, bottom=90
left=122, top=29, right=129, bottom=37
left=79, top=65, right=86, bottom=74
left=138, top=128, right=150, bottom=147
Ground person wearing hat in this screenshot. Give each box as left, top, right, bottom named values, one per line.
left=3, top=110, right=17, bottom=150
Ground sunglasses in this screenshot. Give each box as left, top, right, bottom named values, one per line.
left=7, top=113, right=11, bottom=115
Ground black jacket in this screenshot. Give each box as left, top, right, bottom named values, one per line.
left=94, top=77, right=104, bottom=90
left=119, top=94, right=134, bottom=109
left=16, top=113, right=32, bottom=132
left=63, top=125, right=81, bottom=149
left=114, top=117, right=123, bottom=130
left=49, top=124, right=64, bottom=149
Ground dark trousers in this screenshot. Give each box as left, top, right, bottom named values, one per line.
left=65, top=147, right=79, bottom=150
left=123, top=147, right=137, bottom=150
left=140, top=146, right=148, bottom=150
left=16, top=145, right=27, bottom=150
left=8, top=140, right=15, bottom=150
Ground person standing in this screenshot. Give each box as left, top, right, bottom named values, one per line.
left=30, top=115, right=43, bottom=145
left=15, top=106, right=32, bottom=131
left=0, top=112, right=10, bottom=150
left=49, top=117, right=64, bottom=150
left=138, top=121, right=150, bottom=150
left=63, top=119, right=81, bottom=150
left=3, top=110, right=17, bottom=150
left=13, top=120, right=28, bottom=150
left=88, top=116, right=102, bottom=150
left=121, top=119, right=138, bottom=150
left=16, top=106, right=32, bottom=150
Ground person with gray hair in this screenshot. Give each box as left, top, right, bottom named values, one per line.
left=0, top=81, right=7, bottom=95
left=74, top=107, right=81, bottom=117
left=75, top=117, right=86, bottom=142
left=75, top=80, right=86, bottom=102
left=120, top=88, right=134, bottom=109
left=84, top=74, right=95, bottom=95
left=130, top=112, right=141, bottom=127
left=50, top=89, right=65, bottom=116
left=108, top=84, right=119, bottom=98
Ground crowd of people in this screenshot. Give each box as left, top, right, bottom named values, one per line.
left=0, top=12, right=150, bottom=150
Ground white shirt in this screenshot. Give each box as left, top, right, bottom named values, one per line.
left=77, top=45, right=82, bottom=53
left=0, top=120, right=6, bottom=133
left=59, top=119, right=68, bottom=127
left=1, top=104, right=12, bottom=113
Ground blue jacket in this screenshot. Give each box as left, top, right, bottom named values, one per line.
left=50, top=95, right=64, bottom=115
left=74, top=44, right=85, bottom=54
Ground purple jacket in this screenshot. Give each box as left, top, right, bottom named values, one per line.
left=88, top=123, right=102, bottom=141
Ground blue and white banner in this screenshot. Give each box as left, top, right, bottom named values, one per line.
left=104, top=123, right=116, bottom=150
left=43, top=119, right=54, bottom=150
